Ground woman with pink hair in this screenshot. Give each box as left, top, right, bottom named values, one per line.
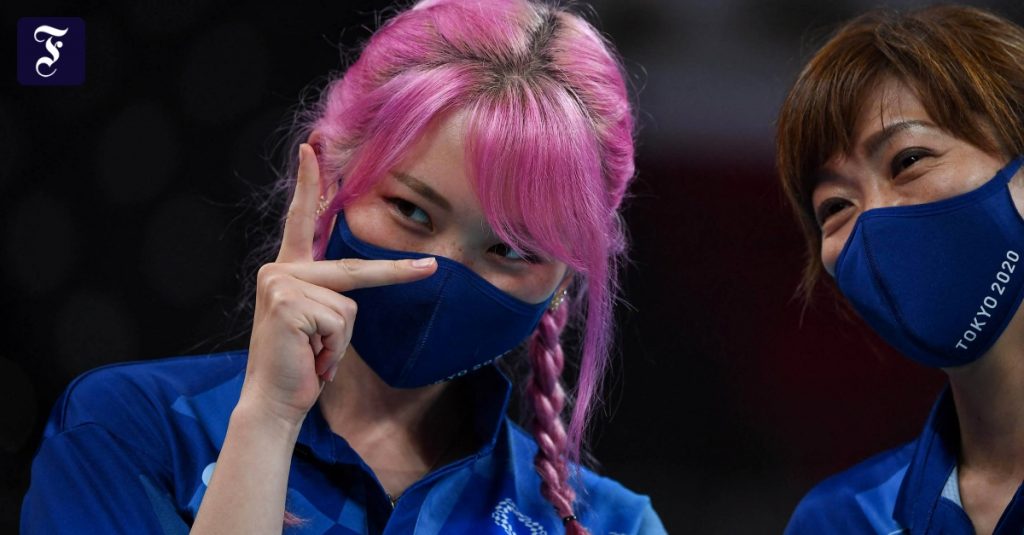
left=21, top=0, right=664, bottom=533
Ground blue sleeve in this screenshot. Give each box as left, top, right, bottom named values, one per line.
left=784, top=447, right=916, bottom=535
left=575, top=464, right=666, bottom=535
left=783, top=498, right=823, bottom=535
left=21, top=422, right=190, bottom=534
left=636, top=501, right=668, bottom=535
left=784, top=477, right=901, bottom=535
left=784, top=485, right=875, bottom=534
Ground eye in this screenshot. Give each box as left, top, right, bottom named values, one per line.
left=387, top=197, right=432, bottom=229
left=890, top=148, right=930, bottom=176
left=815, top=197, right=852, bottom=227
left=488, top=243, right=540, bottom=264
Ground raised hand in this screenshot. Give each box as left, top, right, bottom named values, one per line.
left=241, top=143, right=437, bottom=427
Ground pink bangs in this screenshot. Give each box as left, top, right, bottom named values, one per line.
left=466, top=79, right=620, bottom=454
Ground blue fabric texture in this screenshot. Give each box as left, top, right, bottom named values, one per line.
left=835, top=156, right=1024, bottom=368
left=21, top=352, right=664, bottom=534
left=784, top=387, right=1024, bottom=534
left=324, top=213, right=553, bottom=387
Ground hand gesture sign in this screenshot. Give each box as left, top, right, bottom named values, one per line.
left=241, top=143, right=438, bottom=426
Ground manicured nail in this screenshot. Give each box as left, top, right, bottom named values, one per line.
left=411, top=257, right=436, bottom=268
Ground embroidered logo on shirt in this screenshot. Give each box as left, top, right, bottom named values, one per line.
left=492, top=498, right=547, bottom=535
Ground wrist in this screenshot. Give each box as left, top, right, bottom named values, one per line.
left=230, top=394, right=306, bottom=445
left=195, top=394, right=301, bottom=534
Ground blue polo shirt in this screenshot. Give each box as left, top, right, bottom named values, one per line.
left=785, top=387, right=1024, bottom=534
left=22, top=351, right=665, bottom=534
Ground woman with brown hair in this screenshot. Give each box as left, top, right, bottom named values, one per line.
left=777, top=5, right=1024, bottom=534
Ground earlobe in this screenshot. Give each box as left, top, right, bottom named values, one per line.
left=555, top=271, right=574, bottom=296
left=1009, top=170, right=1024, bottom=220
left=822, top=256, right=837, bottom=278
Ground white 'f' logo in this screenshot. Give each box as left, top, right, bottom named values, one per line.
left=33, top=25, right=69, bottom=78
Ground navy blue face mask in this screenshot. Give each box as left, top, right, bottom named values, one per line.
left=834, top=156, right=1024, bottom=368
left=323, top=213, right=554, bottom=388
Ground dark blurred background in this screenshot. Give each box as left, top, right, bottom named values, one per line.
left=4, top=0, right=1023, bottom=532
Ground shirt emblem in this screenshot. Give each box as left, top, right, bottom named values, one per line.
left=492, top=498, right=547, bottom=535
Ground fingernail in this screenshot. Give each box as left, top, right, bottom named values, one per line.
left=328, top=365, right=339, bottom=383
left=411, top=257, right=436, bottom=268
left=298, top=143, right=306, bottom=161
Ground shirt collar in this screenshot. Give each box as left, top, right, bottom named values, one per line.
left=892, top=385, right=962, bottom=531
left=893, top=386, right=1024, bottom=534
left=295, top=363, right=513, bottom=466
left=893, top=386, right=959, bottom=530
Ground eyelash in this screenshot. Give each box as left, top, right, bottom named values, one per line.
left=890, top=147, right=930, bottom=177
left=387, top=197, right=433, bottom=230
left=815, top=198, right=850, bottom=228
left=488, top=243, right=541, bottom=264
left=385, top=197, right=540, bottom=263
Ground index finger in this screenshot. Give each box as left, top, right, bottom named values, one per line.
left=277, top=143, right=321, bottom=263
left=285, top=257, right=439, bottom=292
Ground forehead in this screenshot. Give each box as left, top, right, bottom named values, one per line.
left=849, top=77, right=933, bottom=144
left=388, top=110, right=478, bottom=208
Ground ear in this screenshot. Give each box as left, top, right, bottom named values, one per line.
left=555, top=269, right=574, bottom=297
left=306, top=129, right=338, bottom=200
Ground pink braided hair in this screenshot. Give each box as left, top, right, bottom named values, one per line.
left=527, top=300, right=588, bottom=534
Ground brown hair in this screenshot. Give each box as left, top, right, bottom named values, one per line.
left=776, top=5, right=1024, bottom=301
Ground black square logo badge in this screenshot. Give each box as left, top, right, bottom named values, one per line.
left=17, top=17, right=86, bottom=86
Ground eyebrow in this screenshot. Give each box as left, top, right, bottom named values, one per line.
left=862, top=119, right=935, bottom=158
left=391, top=171, right=452, bottom=212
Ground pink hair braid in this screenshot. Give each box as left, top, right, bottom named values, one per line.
left=527, top=302, right=589, bottom=535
